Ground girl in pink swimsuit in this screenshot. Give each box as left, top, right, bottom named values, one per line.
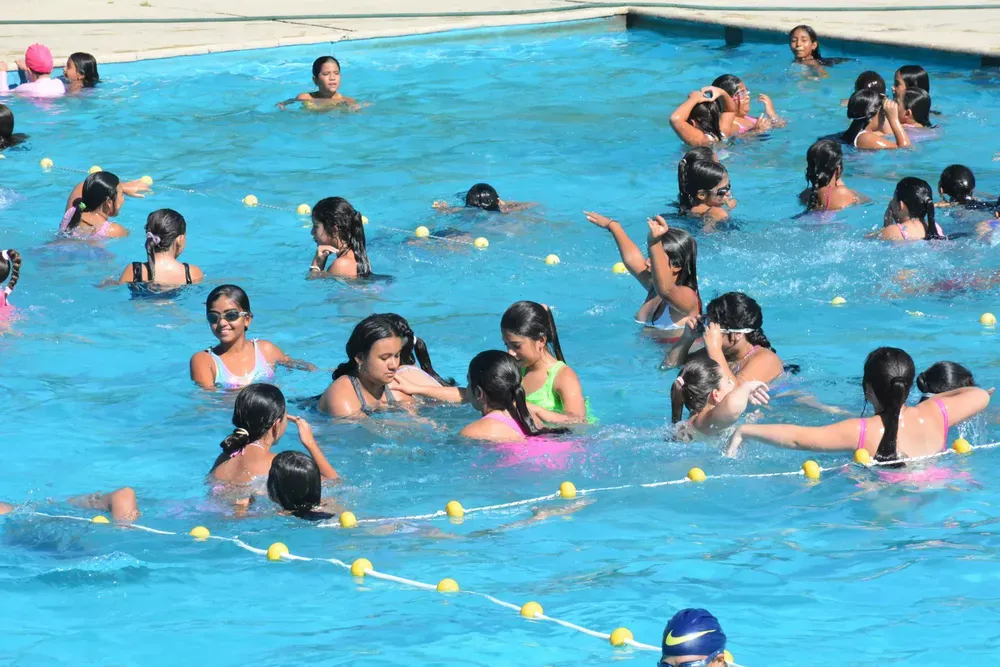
left=712, top=74, right=782, bottom=136
left=727, top=347, right=990, bottom=464
left=881, top=177, right=945, bottom=241
left=0, top=248, right=21, bottom=325
left=59, top=171, right=128, bottom=239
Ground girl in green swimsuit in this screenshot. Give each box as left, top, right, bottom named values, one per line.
left=500, top=301, right=587, bottom=424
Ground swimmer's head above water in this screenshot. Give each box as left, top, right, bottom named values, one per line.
left=311, top=196, right=371, bottom=277
left=854, top=70, right=886, bottom=95
left=65, top=52, right=99, bottom=88
left=267, top=450, right=329, bottom=519
left=205, top=284, right=253, bottom=346
left=211, top=383, right=287, bottom=472
left=893, top=65, right=930, bottom=101
left=465, top=183, right=501, bottom=211
left=938, top=165, right=976, bottom=204
left=917, top=361, right=976, bottom=400
left=0, top=248, right=20, bottom=296
left=885, top=176, right=942, bottom=240
left=63, top=171, right=123, bottom=233
left=705, top=292, right=774, bottom=355
left=659, top=608, right=728, bottom=667
left=901, top=87, right=932, bottom=127
left=311, top=55, right=341, bottom=96
left=143, top=209, right=187, bottom=282
left=501, top=301, right=566, bottom=368
left=804, top=139, right=843, bottom=211
left=467, top=350, right=567, bottom=436
left=677, top=156, right=729, bottom=213
left=711, top=74, right=749, bottom=118
left=862, top=346, right=915, bottom=463
left=843, top=88, right=885, bottom=144
left=670, top=356, right=734, bottom=423
left=333, top=314, right=404, bottom=385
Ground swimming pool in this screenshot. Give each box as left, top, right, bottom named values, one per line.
left=3, top=17, right=1000, bottom=665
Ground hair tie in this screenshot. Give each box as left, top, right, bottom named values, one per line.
left=0, top=250, right=8, bottom=261
left=146, top=232, right=161, bottom=245
left=234, top=427, right=250, bottom=437
left=675, top=376, right=685, bottom=388
left=78, top=202, right=87, bottom=211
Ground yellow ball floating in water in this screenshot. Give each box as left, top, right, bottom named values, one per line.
left=724, top=651, right=734, bottom=664
left=612, top=262, right=627, bottom=274
left=802, top=460, right=821, bottom=480
left=361, top=215, right=369, bottom=225
left=339, top=511, right=358, bottom=528
left=473, top=237, right=489, bottom=249
left=544, top=254, right=561, bottom=265
left=189, top=526, right=210, bottom=540
left=350, top=557, right=372, bottom=577
left=140, top=175, right=154, bottom=186
left=853, top=449, right=871, bottom=465
left=609, top=627, right=634, bottom=647
left=297, top=203, right=311, bottom=216
left=831, top=296, right=847, bottom=306
left=91, top=515, right=110, bottom=524
left=445, top=500, right=464, bottom=518
left=436, top=578, right=460, bottom=593
left=952, top=437, right=972, bottom=454
left=520, top=601, right=543, bottom=618
left=559, top=481, right=577, bottom=499
left=89, top=165, right=102, bottom=174
left=40, top=157, right=54, bottom=169
left=266, top=542, right=289, bottom=561
left=415, top=225, right=430, bottom=238
left=687, top=467, right=707, bottom=483
left=980, top=313, right=996, bottom=326
left=243, top=194, right=259, bottom=207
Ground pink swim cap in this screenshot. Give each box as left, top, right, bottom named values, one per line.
left=25, top=44, right=54, bottom=74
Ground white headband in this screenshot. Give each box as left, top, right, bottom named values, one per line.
left=1, top=250, right=8, bottom=261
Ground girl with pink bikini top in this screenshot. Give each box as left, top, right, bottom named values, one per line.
left=0, top=248, right=20, bottom=323
left=58, top=171, right=128, bottom=239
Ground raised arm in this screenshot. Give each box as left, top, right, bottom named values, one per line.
left=726, top=418, right=861, bottom=457
left=646, top=215, right=700, bottom=313
left=937, top=386, right=991, bottom=425
left=584, top=211, right=651, bottom=289
left=703, top=381, right=769, bottom=431
left=670, top=90, right=715, bottom=147
left=288, top=415, right=339, bottom=481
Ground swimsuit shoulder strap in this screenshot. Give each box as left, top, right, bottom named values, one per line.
left=934, top=398, right=949, bottom=450
left=546, top=361, right=567, bottom=387
left=184, top=263, right=192, bottom=284
left=857, top=418, right=868, bottom=450
left=485, top=411, right=524, bottom=434
left=385, top=384, right=398, bottom=406
left=348, top=375, right=370, bottom=413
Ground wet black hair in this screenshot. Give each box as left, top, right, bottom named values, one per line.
left=706, top=292, right=774, bottom=352
left=206, top=284, right=251, bottom=314
left=68, top=52, right=100, bottom=87
left=938, top=165, right=976, bottom=204
left=0, top=104, right=27, bottom=150
left=659, top=228, right=700, bottom=297
left=312, top=55, right=340, bottom=78
left=854, top=70, right=886, bottom=95
left=467, top=350, right=569, bottom=436
left=66, top=171, right=120, bottom=231
left=311, top=197, right=371, bottom=278
left=896, top=65, right=930, bottom=93
left=789, top=25, right=845, bottom=66
left=267, top=451, right=332, bottom=520
left=211, top=383, right=286, bottom=472
left=804, top=139, right=843, bottom=211
left=465, top=183, right=501, bottom=211
left=891, top=177, right=943, bottom=240
left=688, top=100, right=723, bottom=142
left=678, top=157, right=728, bottom=212
left=862, top=347, right=914, bottom=463
left=844, top=89, right=884, bottom=145
left=333, top=314, right=403, bottom=380
left=0, top=248, right=21, bottom=294
left=143, top=209, right=186, bottom=283
left=500, top=301, right=566, bottom=363
left=670, top=356, right=724, bottom=423
left=711, top=74, right=743, bottom=98
left=382, top=313, right=455, bottom=386
left=916, top=361, right=975, bottom=400
left=902, top=87, right=933, bottom=127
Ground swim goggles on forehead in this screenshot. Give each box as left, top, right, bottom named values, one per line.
left=659, top=650, right=724, bottom=667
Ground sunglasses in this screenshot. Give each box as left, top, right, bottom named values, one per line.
left=207, top=309, right=249, bottom=325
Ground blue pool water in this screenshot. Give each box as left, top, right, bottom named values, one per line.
left=3, top=17, right=1000, bottom=665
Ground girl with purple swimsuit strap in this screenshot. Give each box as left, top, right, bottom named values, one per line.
left=0, top=248, right=21, bottom=324
left=880, top=177, right=945, bottom=241
left=59, top=171, right=129, bottom=239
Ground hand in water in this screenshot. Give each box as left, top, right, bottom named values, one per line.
left=646, top=215, right=670, bottom=241
left=122, top=179, right=151, bottom=198
left=584, top=211, right=616, bottom=229
left=725, top=428, right=744, bottom=457
left=432, top=200, right=450, bottom=210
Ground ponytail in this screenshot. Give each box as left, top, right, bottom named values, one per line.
left=874, top=378, right=909, bottom=463
left=545, top=307, right=565, bottom=363
left=670, top=377, right=686, bottom=423
left=145, top=233, right=158, bottom=283
left=510, top=384, right=569, bottom=436
left=143, top=209, right=187, bottom=283
left=0, top=249, right=21, bottom=294
left=862, top=347, right=915, bottom=465
left=348, top=208, right=371, bottom=278
left=670, top=358, right=723, bottom=423
left=745, top=328, right=774, bottom=352
left=805, top=140, right=842, bottom=212
left=677, top=157, right=693, bottom=210
left=209, top=383, right=286, bottom=473
left=61, top=172, right=121, bottom=233
left=894, top=177, right=942, bottom=240
left=413, top=337, right=456, bottom=386
left=332, top=359, right=358, bottom=380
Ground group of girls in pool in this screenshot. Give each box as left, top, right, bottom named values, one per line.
left=2, top=25, right=999, bottom=523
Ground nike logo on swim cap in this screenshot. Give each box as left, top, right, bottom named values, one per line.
left=664, top=629, right=716, bottom=647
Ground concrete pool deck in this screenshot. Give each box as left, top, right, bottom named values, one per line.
left=1, top=0, right=999, bottom=68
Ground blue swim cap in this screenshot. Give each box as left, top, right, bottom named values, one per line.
left=661, top=608, right=727, bottom=659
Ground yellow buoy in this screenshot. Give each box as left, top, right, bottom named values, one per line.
left=612, top=262, right=628, bottom=274
left=559, top=481, right=577, bottom=499
left=544, top=254, right=561, bottom=265
left=609, top=627, right=634, bottom=646
left=40, top=157, right=54, bottom=169
left=687, top=467, right=707, bottom=483
left=140, top=175, right=154, bottom=186
left=802, top=460, right=821, bottom=480
left=831, top=296, right=846, bottom=306
left=189, top=526, right=210, bottom=540
left=361, top=215, right=369, bottom=225
left=724, top=651, right=734, bottom=664
left=243, top=194, right=259, bottom=207
left=952, top=438, right=972, bottom=454
left=350, top=557, right=372, bottom=577
left=297, top=203, right=312, bottom=216
left=339, top=511, right=358, bottom=528
left=414, top=225, right=430, bottom=238
left=91, top=515, right=110, bottom=524
left=266, top=542, right=289, bottom=561
left=473, top=237, right=489, bottom=249
left=853, top=449, right=871, bottom=465
left=445, top=500, right=464, bottom=518
left=520, top=601, right=543, bottom=618
left=980, top=313, right=996, bottom=326
left=89, top=165, right=102, bottom=174
left=436, top=578, right=460, bottom=593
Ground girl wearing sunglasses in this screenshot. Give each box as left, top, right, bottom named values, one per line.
left=190, top=284, right=315, bottom=389
left=678, top=157, right=732, bottom=223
